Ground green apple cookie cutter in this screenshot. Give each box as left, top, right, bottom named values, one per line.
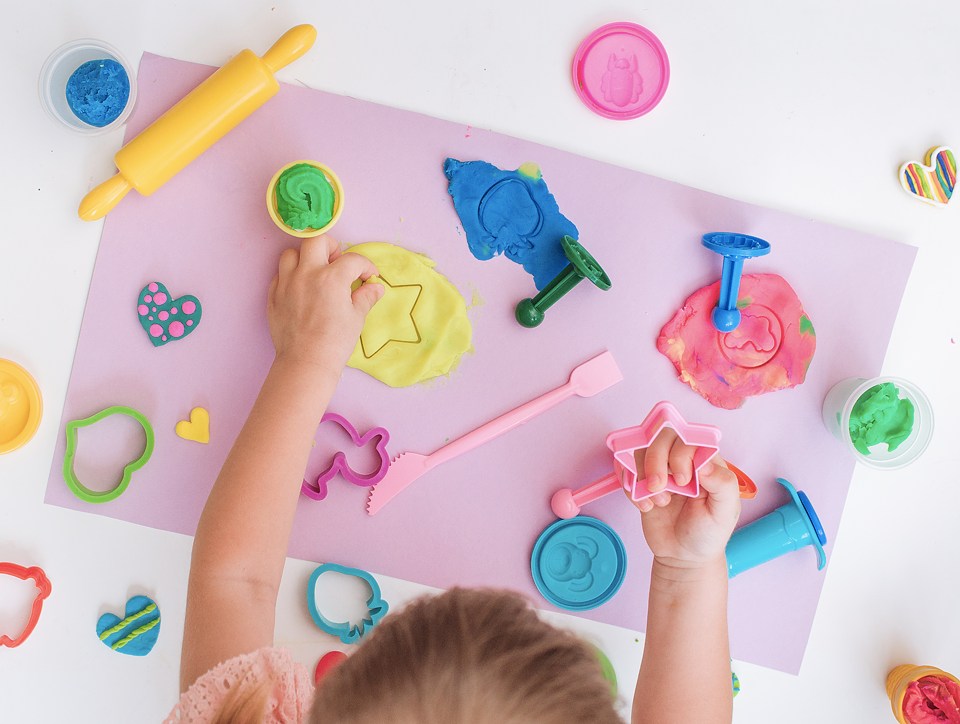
left=63, top=406, right=155, bottom=504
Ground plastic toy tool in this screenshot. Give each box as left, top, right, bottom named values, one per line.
left=78, top=25, right=317, bottom=221
left=725, top=477, right=827, bottom=578
left=0, top=563, right=51, bottom=648
left=551, top=401, right=721, bottom=518
left=531, top=517, right=626, bottom=611
left=701, top=232, right=771, bottom=333
left=366, top=351, right=623, bottom=515
left=516, top=236, right=611, bottom=328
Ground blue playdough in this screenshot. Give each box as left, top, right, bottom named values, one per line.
left=96, top=594, right=161, bottom=656
left=444, top=158, right=578, bottom=290
left=65, top=59, right=130, bottom=127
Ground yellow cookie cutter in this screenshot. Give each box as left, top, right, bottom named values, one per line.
left=0, top=359, right=43, bottom=455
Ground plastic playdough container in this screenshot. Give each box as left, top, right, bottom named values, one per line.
left=266, top=160, right=344, bottom=238
left=571, top=22, right=670, bottom=120
left=0, top=359, right=43, bottom=454
left=886, top=665, right=960, bottom=723
left=38, top=39, right=137, bottom=135
left=821, top=376, right=933, bottom=470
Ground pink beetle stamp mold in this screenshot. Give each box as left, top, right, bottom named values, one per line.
left=301, top=413, right=390, bottom=501
left=572, top=22, right=670, bottom=120
left=136, top=282, right=202, bottom=347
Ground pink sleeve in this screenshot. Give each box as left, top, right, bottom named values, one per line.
left=164, top=647, right=315, bottom=723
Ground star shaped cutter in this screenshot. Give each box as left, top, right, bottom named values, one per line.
left=606, top=401, right=720, bottom=503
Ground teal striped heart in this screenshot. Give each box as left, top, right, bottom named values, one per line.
left=96, top=595, right=160, bottom=656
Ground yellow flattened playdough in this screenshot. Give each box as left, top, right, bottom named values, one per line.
left=347, top=242, right=472, bottom=387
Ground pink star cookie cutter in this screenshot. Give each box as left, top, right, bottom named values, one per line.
left=607, top=401, right=720, bottom=502
left=301, top=413, right=390, bottom=501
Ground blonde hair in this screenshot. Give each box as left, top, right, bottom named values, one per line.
left=310, top=587, right=622, bottom=723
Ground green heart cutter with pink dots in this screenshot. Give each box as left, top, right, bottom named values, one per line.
left=137, top=282, right=202, bottom=347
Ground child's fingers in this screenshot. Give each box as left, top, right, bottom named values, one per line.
left=668, top=439, right=696, bottom=487
left=267, top=274, right=279, bottom=310
left=697, top=457, right=741, bottom=507
left=277, top=248, right=299, bottom=295
left=352, top=279, right=385, bottom=316
left=641, top=428, right=679, bottom=493
left=299, top=235, right=340, bottom=268
left=331, top=252, right=380, bottom=284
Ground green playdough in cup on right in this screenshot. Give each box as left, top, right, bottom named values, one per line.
left=848, top=382, right=915, bottom=455
left=275, top=163, right=335, bottom=231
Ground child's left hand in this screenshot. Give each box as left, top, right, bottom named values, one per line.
left=626, top=428, right=741, bottom=569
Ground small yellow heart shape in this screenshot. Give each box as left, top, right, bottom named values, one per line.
left=175, top=407, right=210, bottom=444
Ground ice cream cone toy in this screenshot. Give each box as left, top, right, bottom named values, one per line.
left=79, top=25, right=317, bottom=221
left=701, top=232, right=771, bottom=333
left=725, top=477, right=826, bottom=578
left=886, top=665, right=960, bottom=723
left=515, top=235, right=611, bottom=328
left=267, top=160, right=344, bottom=237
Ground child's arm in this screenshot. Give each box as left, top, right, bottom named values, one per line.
left=628, top=431, right=741, bottom=724
left=179, top=237, right=382, bottom=692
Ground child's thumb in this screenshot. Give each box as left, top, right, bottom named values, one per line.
left=352, top=280, right=385, bottom=316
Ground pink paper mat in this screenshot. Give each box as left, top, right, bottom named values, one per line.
left=46, top=53, right=916, bottom=674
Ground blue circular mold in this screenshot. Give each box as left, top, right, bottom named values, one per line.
left=65, top=58, right=130, bottom=127
left=531, top=517, right=627, bottom=611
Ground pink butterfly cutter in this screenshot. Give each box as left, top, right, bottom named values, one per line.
left=301, top=413, right=391, bottom=501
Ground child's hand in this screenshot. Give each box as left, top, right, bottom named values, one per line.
left=268, top=236, right=384, bottom=375
left=627, top=428, right=741, bottom=569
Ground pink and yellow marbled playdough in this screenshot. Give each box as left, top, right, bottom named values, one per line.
left=657, top=273, right=816, bottom=409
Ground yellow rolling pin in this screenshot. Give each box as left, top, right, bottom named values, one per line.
left=79, top=24, right=317, bottom=221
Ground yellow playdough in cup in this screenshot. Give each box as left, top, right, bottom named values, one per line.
left=347, top=243, right=472, bottom=387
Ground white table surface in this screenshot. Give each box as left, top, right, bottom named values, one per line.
left=2, top=1, right=958, bottom=721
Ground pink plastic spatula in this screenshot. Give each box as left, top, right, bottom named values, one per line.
left=365, top=351, right=623, bottom=515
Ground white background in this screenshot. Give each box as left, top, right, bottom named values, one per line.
left=2, top=1, right=958, bottom=721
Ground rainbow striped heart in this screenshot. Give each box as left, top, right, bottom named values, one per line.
left=899, top=146, right=956, bottom=206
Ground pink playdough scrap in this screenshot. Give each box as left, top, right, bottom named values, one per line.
left=657, top=273, right=816, bottom=409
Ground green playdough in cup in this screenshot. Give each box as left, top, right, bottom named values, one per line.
left=275, top=163, right=335, bottom=231
left=848, top=382, right=915, bottom=455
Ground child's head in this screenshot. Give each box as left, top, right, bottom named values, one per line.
left=309, top=587, right=622, bottom=723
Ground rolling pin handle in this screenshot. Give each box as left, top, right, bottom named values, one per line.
left=78, top=174, right=133, bottom=221
left=261, top=24, right=317, bottom=73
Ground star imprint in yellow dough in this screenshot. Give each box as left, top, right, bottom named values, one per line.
left=359, top=275, right=423, bottom=359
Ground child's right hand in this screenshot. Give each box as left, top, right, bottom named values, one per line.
left=268, top=235, right=384, bottom=375
left=626, top=428, right=741, bottom=570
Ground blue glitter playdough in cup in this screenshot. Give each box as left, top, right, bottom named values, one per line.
left=39, top=39, right=137, bottom=135
left=65, top=59, right=130, bottom=127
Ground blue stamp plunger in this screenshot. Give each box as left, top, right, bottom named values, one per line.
left=701, top=233, right=771, bottom=333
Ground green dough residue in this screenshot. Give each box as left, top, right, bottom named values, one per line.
left=736, top=296, right=752, bottom=309
left=848, top=383, right=915, bottom=455
left=799, top=315, right=815, bottom=336
left=275, top=163, right=335, bottom=231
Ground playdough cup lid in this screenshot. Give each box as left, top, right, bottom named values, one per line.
left=531, top=517, right=626, bottom=611
left=266, top=160, right=344, bottom=238
left=572, top=22, right=670, bottom=120
left=0, top=359, right=43, bottom=454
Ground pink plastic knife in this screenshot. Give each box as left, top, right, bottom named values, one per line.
left=365, top=351, right=623, bottom=515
